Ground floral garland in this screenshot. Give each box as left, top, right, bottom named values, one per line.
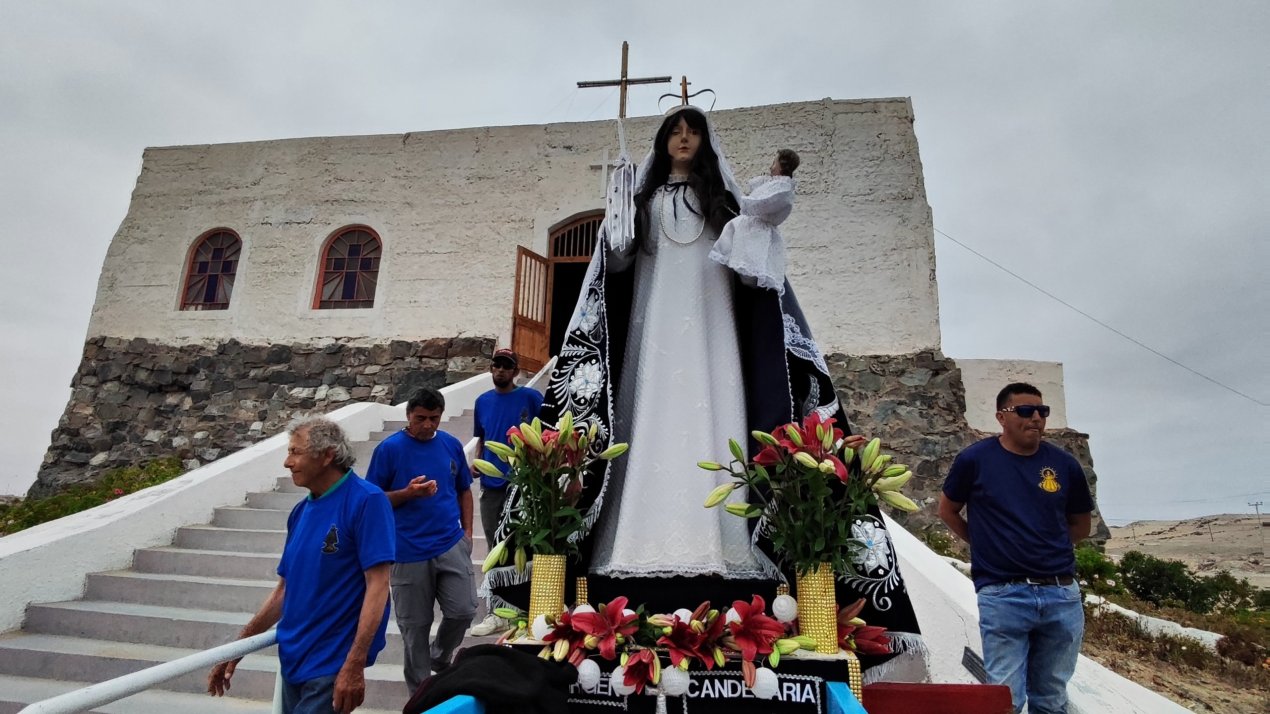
left=489, top=593, right=891, bottom=700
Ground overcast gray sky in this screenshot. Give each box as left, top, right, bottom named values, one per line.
left=1, top=1, right=1266, bottom=522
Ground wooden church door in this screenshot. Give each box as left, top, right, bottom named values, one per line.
left=510, top=212, right=603, bottom=372
left=511, top=246, right=550, bottom=372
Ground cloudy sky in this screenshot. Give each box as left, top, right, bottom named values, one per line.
left=1, top=1, right=1266, bottom=523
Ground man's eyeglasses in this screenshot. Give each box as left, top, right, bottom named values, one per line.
left=1000, top=405, right=1051, bottom=419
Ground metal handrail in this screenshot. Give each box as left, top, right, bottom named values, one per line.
left=19, top=630, right=277, bottom=713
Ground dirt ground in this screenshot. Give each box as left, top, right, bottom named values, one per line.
left=1090, top=514, right=1269, bottom=712
left=1081, top=636, right=1268, bottom=713
left=1105, top=514, right=1267, bottom=589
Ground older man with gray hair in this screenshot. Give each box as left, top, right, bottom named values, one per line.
left=209, top=415, right=396, bottom=714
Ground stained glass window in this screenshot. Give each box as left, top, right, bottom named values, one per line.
left=317, top=227, right=381, bottom=309
left=181, top=230, right=240, bottom=310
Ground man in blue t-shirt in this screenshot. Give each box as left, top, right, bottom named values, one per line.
left=940, top=382, right=1093, bottom=714
left=365, top=386, right=475, bottom=693
left=209, top=416, right=395, bottom=714
left=467, top=348, right=543, bottom=637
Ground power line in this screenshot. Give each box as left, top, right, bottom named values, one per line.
left=582, top=88, right=618, bottom=121
left=934, top=227, right=1268, bottom=407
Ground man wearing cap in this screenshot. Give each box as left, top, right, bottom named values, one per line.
left=939, top=382, right=1093, bottom=714
left=467, top=348, right=543, bottom=637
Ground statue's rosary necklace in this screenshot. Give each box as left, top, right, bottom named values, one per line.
left=659, top=178, right=706, bottom=245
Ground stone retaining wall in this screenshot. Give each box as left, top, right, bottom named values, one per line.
left=34, top=341, right=1108, bottom=543
left=31, top=335, right=494, bottom=497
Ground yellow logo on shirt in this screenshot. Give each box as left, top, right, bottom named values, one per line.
left=1039, top=467, right=1061, bottom=494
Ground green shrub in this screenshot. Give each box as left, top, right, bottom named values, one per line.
left=1120, top=550, right=1210, bottom=612
left=919, top=526, right=965, bottom=560
left=0, top=458, right=184, bottom=536
left=1119, top=550, right=1262, bottom=615
left=1075, top=544, right=1125, bottom=596
left=1256, top=588, right=1270, bottom=612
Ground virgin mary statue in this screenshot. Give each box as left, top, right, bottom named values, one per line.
left=489, top=106, right=924, bottom=678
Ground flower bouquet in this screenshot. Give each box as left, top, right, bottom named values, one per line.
left=474, top=410, right=628, bottom=621
left=699, top=412, right=918, bottom=652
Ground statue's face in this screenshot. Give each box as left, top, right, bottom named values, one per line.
left=666, top=117, right=702, bottom=168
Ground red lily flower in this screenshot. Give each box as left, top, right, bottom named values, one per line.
left=836, top=598, right=890, bottom=655
left=622, top=649, right=660, bottom=694
left=841, top=624, right=892, bottom=655
left=726, top=595, right=785, bottom=662
left=571, top=596, right=639, bottom=660
left=543, top=609, right=587, bottom=661
left=825, top=454, right=850, bottom=483
left=656, top=616, right=702, bottom=668
left=754, top=445, right=783, bottom=467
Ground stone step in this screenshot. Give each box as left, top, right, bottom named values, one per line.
left=0, top=673, right=400, bottom=714
left=272, top=476, right=305, bottom=494
left=213, top=506, right=291, bottom=530
left=22, top=600, right=409, bottom=666
left=246, top=491, right=305, bottom=511
left=134, top=547, right=281, bottom=581
left=0, top=634, right=407, bottom=710
left=85, top=571, right=275, bottom=613
left=352, top=441, right=377, bottom=469
left=175, top=526, right=286, bottom=554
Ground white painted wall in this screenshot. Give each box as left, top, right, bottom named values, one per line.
left=86, top=99, right=940, bottom=355
left=956, top=358, right=1069, bottom=431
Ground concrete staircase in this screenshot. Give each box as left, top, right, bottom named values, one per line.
left=0, top=411, right=495, bottom=713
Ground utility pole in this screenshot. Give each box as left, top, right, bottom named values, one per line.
left=1250, top=501, right=1265, bottom=554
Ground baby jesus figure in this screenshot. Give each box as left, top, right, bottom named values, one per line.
left=708, top=148, right=800, bottom=293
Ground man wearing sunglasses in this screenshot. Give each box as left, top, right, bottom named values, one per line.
left=939, top=382, right=1093, bottom=714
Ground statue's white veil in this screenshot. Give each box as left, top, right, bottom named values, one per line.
left=633, top=105, right=744, bottom=204
left=606, top=106, right=743, bottom=254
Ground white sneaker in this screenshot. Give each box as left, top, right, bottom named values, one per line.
left=468, top=613, right=507, bottom=637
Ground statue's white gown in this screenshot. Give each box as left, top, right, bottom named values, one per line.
left=590, top=180, right=764, bottom=578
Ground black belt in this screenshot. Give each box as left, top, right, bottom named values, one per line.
left=1005, top=575, right=1075, bottom=586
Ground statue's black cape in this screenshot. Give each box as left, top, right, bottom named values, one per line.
left=487, top=238, right=925, bottom=676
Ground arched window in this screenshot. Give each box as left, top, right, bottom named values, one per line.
left=316, top=226, right=381, bottom=309
left=181, top=229, right=241, bottom=310
left=550, top=212, right=602, bottom=259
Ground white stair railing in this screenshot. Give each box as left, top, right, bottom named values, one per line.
left=17, top=631, right=277, bottom=714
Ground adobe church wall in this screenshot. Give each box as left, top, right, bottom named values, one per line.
left=829, top=350, right=1110, bottom=544
left=30, top=335, right=493, bottom=498
left=85, top=98, right=938, bottom=356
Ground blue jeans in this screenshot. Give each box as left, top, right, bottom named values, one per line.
left=977, top=581, right=1083, bottom=714
left=280, top=674, right=338, bottom=714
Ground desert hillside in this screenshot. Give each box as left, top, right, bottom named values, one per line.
left=1105, top=514, right=1267, bottom=589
